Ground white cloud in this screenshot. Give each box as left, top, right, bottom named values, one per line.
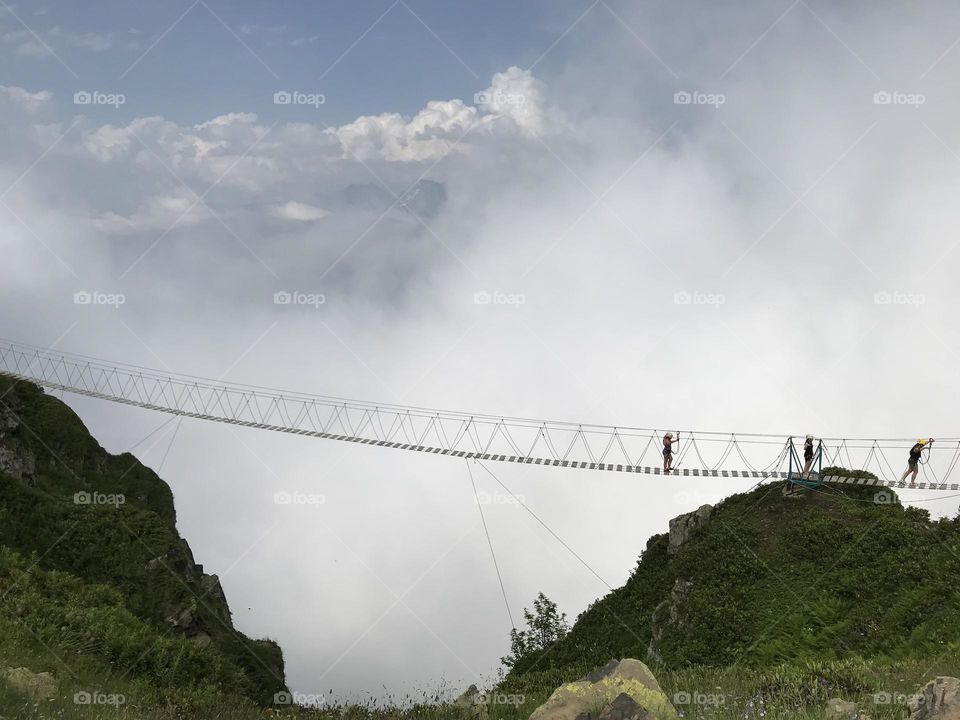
left=330, top=68, right=556, bottom=162
left=93, top=188, right=206, bottom=235
left=271, top=201, right=329, bottom=222
left=2, top=25, right=116, bottom=56
left=79, top=124, right=132, bottom=162
left=475, top=66, right=553, bottom=133
left=13, top=39, right=49, bottom=57
left=0, top=84, right=51, bottom=111
left=47, top=26, right=112, bottom=52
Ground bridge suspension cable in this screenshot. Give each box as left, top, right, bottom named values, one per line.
left=0, top=338, right=957, bottom=492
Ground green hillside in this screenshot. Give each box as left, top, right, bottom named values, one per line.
left=0, top=377, right=287, bottom=716
left=502, top=477, right=960, bottom=688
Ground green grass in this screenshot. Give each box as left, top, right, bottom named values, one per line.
left=502, top=479, right=960, bottom=685
left=0, top=377, right=286, bottom=707
left=493, top=654, right=960, bottom=720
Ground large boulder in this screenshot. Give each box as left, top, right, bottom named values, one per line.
left=2, top=666, right=58, bottom=702
left=910, top=677, right=960, bottom=720
left=667, top=505, right=713, bottom=555
left=825, top=697, right=858, bottom=720
left=528, top=659, right=677, bottom=720
left=596, top=692, right=649, bottom=720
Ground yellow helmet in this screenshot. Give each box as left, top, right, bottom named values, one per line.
left=917, top=438, right=928, bottom=445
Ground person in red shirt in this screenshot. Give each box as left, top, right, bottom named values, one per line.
left=663, top=432, right=676, bottom=474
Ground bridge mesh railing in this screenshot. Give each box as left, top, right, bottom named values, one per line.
left=1, top=339, right=958, bottom=489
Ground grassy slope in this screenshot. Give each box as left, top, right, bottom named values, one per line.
left=498, top=478, right=960, bottom=717
left=509, top=481, right=960, bottom=677
left=0, top=377, right=286, bottom=714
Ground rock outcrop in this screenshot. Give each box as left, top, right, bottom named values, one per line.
left=0, top=400, right=35, bottom=483
left=2, top=666, right=58, bottom=702
left=825, top=697, right=858, bottom=720
left=528, top=658, right=676, bottom=720
left=0, top=443, right=35, bottom=483
left=595, top=692, right=649, bottom=720
left=667, top=505, right=713, bottom=555
left=646, top=579, right=693, bottom=664
left=454, top=684, right=489, bottom=720
left=910, top=677, right=960, bottom=720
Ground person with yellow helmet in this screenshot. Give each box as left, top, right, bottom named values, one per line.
left=900, top=438, right=934, bottom=486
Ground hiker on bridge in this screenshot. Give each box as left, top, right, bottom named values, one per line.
left=901, top=438, right=934, bottom=486
left=802, top=434, right=815, bottom=478
left=663, top=432, right=676, bottom=474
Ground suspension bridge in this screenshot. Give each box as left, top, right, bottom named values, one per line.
left=1, top=338, right=958, bottom=492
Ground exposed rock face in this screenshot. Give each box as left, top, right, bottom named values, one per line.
left=456, top=684, right=480, bottom=706
left=200, top=573, right=229, bottom=613
left=167, top=599, right=199, bottom=635
left=592, top=692, right=650, bottom=720
left=646, top=579, right=693, bottom=664
left=667, top=505, right=713, bottom=555
left=528, top=658, right=676, bottom=720
left=2, top=666, right=58, bottom=702
left=0, top=400, right=35, bottom=483
left=0, top=404, right=18, bottom=432
left=455, top=684, right=489, bottom=720
left=825, top=697, right=858, bottom=719
left=910, top=677, right=960, bottom=720
left=0, top=444, right=35, bottom=482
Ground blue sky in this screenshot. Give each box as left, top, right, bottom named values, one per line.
left=2, top=0, right=596, bottom=123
